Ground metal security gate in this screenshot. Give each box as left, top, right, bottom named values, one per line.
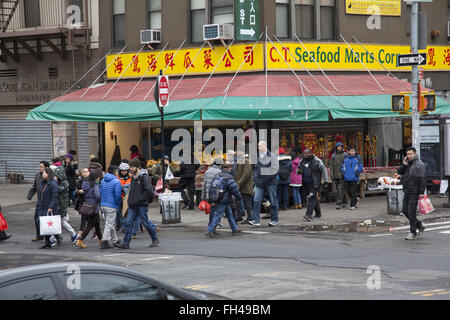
left=77, top=122, right=90, bottom=170
left=0, top=107, right=53, bottom=182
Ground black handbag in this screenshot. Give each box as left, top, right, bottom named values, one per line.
left=79, top=202, right=96, bottom=216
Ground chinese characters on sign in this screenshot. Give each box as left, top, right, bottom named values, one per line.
left=106, top=43, right=450, bottom=79
left=235, top=0, right=260, bottom=41
left=106, top=44, right=264, bottom=79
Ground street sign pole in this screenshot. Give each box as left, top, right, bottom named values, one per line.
left=154, top=70, right=166, bottom=191
left=411, top=1, right=421, bottom=157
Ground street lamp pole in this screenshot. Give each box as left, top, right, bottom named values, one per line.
left=411, top=1, right=421, bottom=157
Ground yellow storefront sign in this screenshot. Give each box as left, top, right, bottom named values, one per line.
left=267, top=42, right=450, bottom=72
left=106, top=44, right=264, bottom=79
left=106, top=42, right=450, bottom=79
left=345, top=0, right=401, bottom=16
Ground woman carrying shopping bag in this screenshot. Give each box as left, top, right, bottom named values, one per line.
left=37, top=168, right=61, bottom=249
left=76, top=170, right=103, bottom=249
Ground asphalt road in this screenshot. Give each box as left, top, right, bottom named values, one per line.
left=1, top=203, right=450, bottom=300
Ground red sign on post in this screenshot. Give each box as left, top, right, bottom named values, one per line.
left=158, top=75, right=169, bottom=107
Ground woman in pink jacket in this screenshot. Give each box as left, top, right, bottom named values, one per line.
left=290, top=152, right=303, bottom=209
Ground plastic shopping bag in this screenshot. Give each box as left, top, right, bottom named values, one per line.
left=418, top=195, right=434, bottom=215
left=198, top=200, right=211, bottom=215
left=0, top=212, right=8, bottom=231
left=165, top=166, right=174, bottom=180
left=155, top=177, right=163, bottom=193
left=39, top=212, right=62, bottom=236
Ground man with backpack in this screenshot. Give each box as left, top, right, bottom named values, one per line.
left=297, top=148, right=329, bottom=221
left=277, top=148, right=292, bottom=211
left=201, top=158, right=223, bottom=229
left=117, top=158, right=159, bottom=249
left=205, top=163, right=242, bottom=238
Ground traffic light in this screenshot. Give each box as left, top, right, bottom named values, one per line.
left=392, top=95, right=410, bottom=112
left=420, top=94, right=436, bottom=112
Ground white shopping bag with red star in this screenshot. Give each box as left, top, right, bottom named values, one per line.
left=39, top=211, right=62, bottom=236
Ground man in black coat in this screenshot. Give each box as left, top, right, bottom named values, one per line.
left=297, top=148, right=329, bottom=221
left=398, top=147, right=426, bottom=240
left=64, top=154, right=78, bottom=206
left=175, top=155, right=200, bottom=210
left=117, top=158, right=159, bottom=249
left=28, top=161, right=49, bottom=242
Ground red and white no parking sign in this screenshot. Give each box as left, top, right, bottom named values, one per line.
left=158, top=75, right=169, bottom=107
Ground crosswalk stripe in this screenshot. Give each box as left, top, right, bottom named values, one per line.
left=439, top=231, right=450, bottom=234
left=97, top=253, right=125, bottom=258
left=421, top=225, right=450, bottom=232
left=219, top=229, right=269, bottom=235
left=142, top=256, right=173, bottom=261
left=390, top=221, right=450, bottom=232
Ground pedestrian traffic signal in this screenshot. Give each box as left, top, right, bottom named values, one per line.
left=392, top=95, right=410, bottom=113
left=420, top=94, right=436, bottom=112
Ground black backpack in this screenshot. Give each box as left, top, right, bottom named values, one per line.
left=279, top=164, right=290, bottom=180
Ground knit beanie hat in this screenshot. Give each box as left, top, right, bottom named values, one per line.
left=129, top=158, right=141, bottom=168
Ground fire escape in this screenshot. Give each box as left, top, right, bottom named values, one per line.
left=0, top=0, right=18, bottom=32
left=0, top=0, right=91, bottom=63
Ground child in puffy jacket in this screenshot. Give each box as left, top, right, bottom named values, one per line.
left=341, top=148, right=363, bottom=210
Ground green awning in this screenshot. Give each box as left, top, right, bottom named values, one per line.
left=27, top=94, right=450, bottom=122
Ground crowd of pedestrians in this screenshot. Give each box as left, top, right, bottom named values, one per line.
left=28, top=151, right=159, bottom=250
left=23, top=140, right=433, bottom=247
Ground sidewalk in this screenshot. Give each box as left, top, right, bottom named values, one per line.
left=2, top=183, right=449, bottom=232
left=148, top=193, right=450, bottom=233
left=0, top=183, right=35, bottom=208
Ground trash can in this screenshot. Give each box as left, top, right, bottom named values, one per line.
left=386, top=186, right=404, bottom=215
left=159, top=192, right=183, bottom=224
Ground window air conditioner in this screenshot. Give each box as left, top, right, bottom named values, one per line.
left=140, top=30, right=161, bottom=44
left=203, top=24, right=234, bottom=41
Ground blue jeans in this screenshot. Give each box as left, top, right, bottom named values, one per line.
left=277, top=183, right=289, bottom=208
left=123, top=206, right=158, bottom=245
left=131, top=217, right=141, bottom=236
left=207, top=204, right=239, bottom=233
left=251, top=185, right=279, bottom=223
left=291, top=186, right=302, bottom=205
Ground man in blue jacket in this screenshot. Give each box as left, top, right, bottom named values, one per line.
left=205, top=163, right=242, bottom=238
left=100, top=166, right=122, bottom=249
left=341, top=147, right=363, bottom=210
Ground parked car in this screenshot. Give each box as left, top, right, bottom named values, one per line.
left=0, top=262, right=227, bottom=300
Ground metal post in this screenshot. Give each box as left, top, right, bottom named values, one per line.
left=411, top=1, right=421, bottom=157
left=158, top=70, right=166, bottom=191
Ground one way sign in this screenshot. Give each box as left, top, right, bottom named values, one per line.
left=397, top=53, right=427, bottom=67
